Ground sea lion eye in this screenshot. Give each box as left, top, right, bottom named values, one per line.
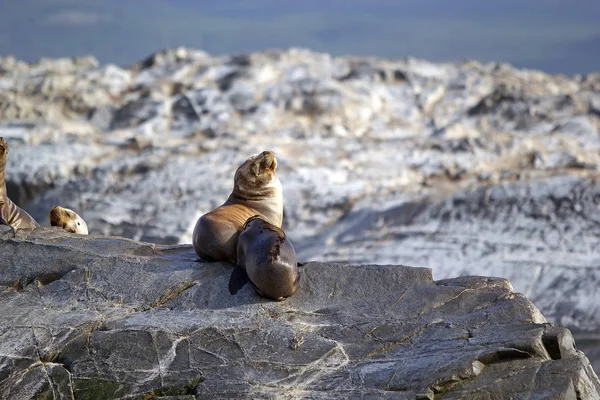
left=77, top=222, right=81, bottom=226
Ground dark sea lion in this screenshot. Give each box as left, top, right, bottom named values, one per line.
left=192, top=150, right=283, bottom=264
left=229, top=215, right=300, bottom=301
left=49, top=205, right=88, bottom=234
left=0, top=137, right=39, bottom=230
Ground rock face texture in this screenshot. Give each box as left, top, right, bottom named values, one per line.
left=1, top=227, right=599, bottom=399
left=0, top=48, right=599, bottom=371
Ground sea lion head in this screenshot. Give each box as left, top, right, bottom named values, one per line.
left=49, top=206, right=88, bottom=234
left=243, top=214, right=268, bottom=229
left=233, top=150, right=281, bottom=196
left=243, top=215, right=286, bottom=240
left=0, top=137, right=7, bottom=156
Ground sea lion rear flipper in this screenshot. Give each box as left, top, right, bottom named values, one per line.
left=228, top=265, right=249, bottom=295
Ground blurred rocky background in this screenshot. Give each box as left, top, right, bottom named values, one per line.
left=1, top=0, right=599, bottom=374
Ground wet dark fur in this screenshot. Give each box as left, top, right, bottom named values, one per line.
left=230, top=216, right=300, bottom=301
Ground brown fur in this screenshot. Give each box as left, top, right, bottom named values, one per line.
left=192, top=151, right=283, bottom=263
left=0, top=138, right=39, bottom=230
left=49, top=205, right=88, bottom=234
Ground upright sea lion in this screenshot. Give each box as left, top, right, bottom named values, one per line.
left=49, top=205, right=88, bottom=234
left=0, top=137, right=39, bottom=230
left=229, top=215, right=300, bottom=301
left=192, top=150, right=283, bottom=263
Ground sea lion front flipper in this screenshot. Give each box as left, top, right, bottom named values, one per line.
left=228, top=265, right=249, bottom=295
left=196, top=254, right=216, bottom=262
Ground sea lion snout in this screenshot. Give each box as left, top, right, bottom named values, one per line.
left=254, top=150, right=277, bottom=173
left=265, top=154, right=277, bottom=170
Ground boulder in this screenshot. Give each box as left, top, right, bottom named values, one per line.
left=0, top=227, right=598, bottom=399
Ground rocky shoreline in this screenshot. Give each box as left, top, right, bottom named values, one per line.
left=0, top=47, right=599, bottom=391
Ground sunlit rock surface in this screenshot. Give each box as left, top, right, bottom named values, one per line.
left=0, top=227, right=598, bottom=399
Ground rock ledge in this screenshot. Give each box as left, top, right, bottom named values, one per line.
left=0, top=226, right=598, bottom=399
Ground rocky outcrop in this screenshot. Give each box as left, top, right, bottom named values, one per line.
left=0, top=226, right=598, bottom=399
left=0, top=47, right=599, bottom=371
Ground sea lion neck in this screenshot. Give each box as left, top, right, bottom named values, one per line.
left=225, top=191, right=282, bottom=227
left=228, top=186, right=277, bottom=202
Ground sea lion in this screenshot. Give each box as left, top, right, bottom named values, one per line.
left=49, top=205, right=88, bottom=234
left=0, top=137, right=39, bottom=230
left=192, top=150, right=283, bottom=263
left=229, top=215, right=300, bottom=301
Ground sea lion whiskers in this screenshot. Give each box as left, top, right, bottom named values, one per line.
left=234, top=151, right=279, bottom=195
left=256, top=150, right=277, bottom=171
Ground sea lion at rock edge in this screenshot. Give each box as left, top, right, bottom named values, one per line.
left=192, top=150, right=283, bottom=264
left=0, top=137, right=39, bottom=230
left=49, top=205, right=88, bottom=234
left=229, top=215, right=300, bottom=301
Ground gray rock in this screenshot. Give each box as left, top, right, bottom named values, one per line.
left=0, top=227, right=598, bottom=399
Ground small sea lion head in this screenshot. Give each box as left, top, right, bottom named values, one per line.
left=0, top=137, right=7, bottom=156
left=234, top=150, right=281, bottom=195
left=243, top=215, right=269, bottom=230
left=49, top=206, right=88, bottom=235
left=242, top=215, right=286, bottom=239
